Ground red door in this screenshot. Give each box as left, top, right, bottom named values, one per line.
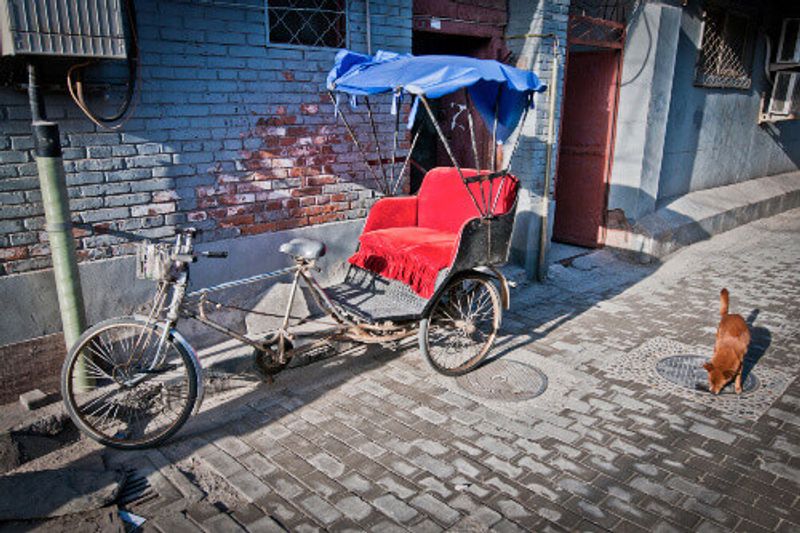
left=553, top=50, right=620, bottom=247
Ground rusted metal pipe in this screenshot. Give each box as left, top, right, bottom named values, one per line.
left=506, top=33, right=560, bottom=281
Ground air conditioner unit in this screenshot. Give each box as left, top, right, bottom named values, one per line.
left=0, top=0, right=127, bottom=59
left=767, top=71, right=800, bottom=118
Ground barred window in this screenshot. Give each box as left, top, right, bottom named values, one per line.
left=694, top=7, right=756, bottom=90
left=267, top=0, right=347, bottom=48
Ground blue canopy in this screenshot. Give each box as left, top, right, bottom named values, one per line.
left=327, top=50, right=547, bottom=142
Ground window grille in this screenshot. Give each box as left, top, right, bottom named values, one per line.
left=694, top=7, right=756, bottom=90
left=267, top=0, right=347, bottom=48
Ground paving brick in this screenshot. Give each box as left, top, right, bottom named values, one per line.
left=682, top=497, right=739, bottom=529
left=534, top=422, right=580, bottom=444
left=665, top=476, right=722, bottom=505
left=485, top=455, right=523, bottom=479
left=688, top=423, right=737, bottom=445
left=203, top=513, right=247, bottom=532
left=300, top=494, right=342, bottom=525
left=412, top=405, right=449, bottom=425
left=334, top=495, right=373, bottom=522
left=410, top=493, right=460, bottom=526
left=246, top=515, right=286, bottom=532
left=629, top=476, right=682, bottom=505
left=377, top=474, right=417, bottom=500
left=307, top=452, right=346, bottom=478
left=200, top=447, right=245, bottom=478
left=474, top=435, right=518, bottom=460
left=372, top=494, right=418, bottom=523
left=411, top=453, right=456, bottom=479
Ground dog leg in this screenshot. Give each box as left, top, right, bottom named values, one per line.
left=735, top=373, right=742, bottom=394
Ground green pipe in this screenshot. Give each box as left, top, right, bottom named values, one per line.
left=34, top=149, right=87, bottom=350
left=28, top=63, right=87, bottom=356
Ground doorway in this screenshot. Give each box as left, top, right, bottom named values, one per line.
left=410, top=32, right=497, bottom=192
left=552, top=16, right=624, bottom=248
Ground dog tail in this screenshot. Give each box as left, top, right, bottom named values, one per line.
left=720, top=288, right=729, bottom=316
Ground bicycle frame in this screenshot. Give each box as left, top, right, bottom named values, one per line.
left=139, top=231, right=418, bottom=376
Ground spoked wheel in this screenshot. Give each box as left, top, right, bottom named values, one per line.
left=419, top=272, right=502, bottom=376
left=61, top=318, right=198, bottom=449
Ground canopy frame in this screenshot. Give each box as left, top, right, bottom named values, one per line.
left=327, top=50, right=544, bottom=218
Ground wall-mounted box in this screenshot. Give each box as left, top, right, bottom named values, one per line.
left=0, top=0, right=127, bottom=59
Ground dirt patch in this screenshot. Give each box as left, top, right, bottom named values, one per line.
left=177, top=458, right=246, bottom=511
left=0, top=506, right=125, bottom=533
left=13, top=424, right=82, bottom=466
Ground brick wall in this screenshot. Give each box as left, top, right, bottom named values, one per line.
left=505, top=0, right=569, bottom=273
left=505, top=0, right=568, bottom=196
left=0, top=0, right=413, bottom=276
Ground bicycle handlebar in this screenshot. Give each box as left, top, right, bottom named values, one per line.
left=202, top=251, right=228, bottom=258
left=173, top=251, right=228, bottom=264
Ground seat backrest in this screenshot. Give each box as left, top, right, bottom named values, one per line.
left=417, top=167, right=519, bottom=233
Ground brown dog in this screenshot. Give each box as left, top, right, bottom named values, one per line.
left=703, top=289, right=751, bottom=394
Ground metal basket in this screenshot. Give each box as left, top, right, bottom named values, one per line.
left=135, top=242, right=173, bottom=281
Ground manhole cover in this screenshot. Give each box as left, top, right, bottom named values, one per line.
left=456, top=360, right=548, bottom=401
left=656, top=354, right=758, bottom=394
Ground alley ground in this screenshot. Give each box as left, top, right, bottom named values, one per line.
left=5, top=208, right=800, bottom=532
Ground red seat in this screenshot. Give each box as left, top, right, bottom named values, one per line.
left=349, top=167, right=518, bottom=298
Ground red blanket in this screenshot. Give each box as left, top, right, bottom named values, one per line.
left=349, top=227, right=458, bottom=298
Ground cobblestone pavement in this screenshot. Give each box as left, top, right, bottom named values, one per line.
left=14, top=209, right=800, bottom=531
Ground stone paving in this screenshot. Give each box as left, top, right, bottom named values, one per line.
left=7, top=209, right=800, bottom=532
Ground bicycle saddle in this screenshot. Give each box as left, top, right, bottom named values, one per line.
left=279, top=238, right=326, bottom=260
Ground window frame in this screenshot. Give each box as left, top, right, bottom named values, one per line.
left=264, top=0, right=350, bottom=51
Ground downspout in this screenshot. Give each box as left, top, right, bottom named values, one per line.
left=27, top=62, right=87, bottom=358
left=505, top=33, right=560, bottom=281
left=538, top=37, right=560, bottom=281
left=365, top=0, right=372, bottom=54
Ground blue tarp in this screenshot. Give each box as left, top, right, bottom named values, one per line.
left=327, top=50, right=547, bottom=142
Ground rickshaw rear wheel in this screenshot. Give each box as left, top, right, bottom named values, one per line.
left=419, top=272, right=501, bottom=376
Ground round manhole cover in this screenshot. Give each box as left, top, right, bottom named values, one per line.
left=656, top=354, right=758, bottom=394
left=456, top=360, right=548, bottom=401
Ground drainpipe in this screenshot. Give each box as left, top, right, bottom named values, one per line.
left=365, top=0, right=372, bottom=54
left=537, top=38, right=560, bottom=281
left=27, top=62, right=87, bottom=354
left=505, top=33, right=560, bottom=281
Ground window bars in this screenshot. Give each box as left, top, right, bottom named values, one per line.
left=267, top=0, right=346, bottom=48
left=569, top=0, right=638, bottom=25
left=695, top=7, right=756, bottom=90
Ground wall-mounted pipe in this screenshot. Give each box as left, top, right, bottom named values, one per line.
left=506, top=33, right=560, bottom=281
left=366, top=0, right=372, bottom=54
left=27, top=63, right=87, bottom=358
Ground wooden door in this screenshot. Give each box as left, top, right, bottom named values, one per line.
left=553, top=49, right=620, bottom=247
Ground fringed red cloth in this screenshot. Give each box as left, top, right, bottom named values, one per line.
left=349, top=167, right=519, bottom=299
left=349, top=227, right=458, bottom=298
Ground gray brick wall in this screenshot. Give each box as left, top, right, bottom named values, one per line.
left=505, top=0, right=569, bottom=196
left=504, top=0, right=569, bottom=271
left=0, top=0, right=413, bottom=275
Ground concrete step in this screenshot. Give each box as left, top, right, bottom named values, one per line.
left=605, top=171, right=800, bottom=261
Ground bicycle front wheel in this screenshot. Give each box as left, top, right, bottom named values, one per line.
left=61, top=318, right=198, bottom=449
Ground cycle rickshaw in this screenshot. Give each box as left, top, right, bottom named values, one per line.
left=61, top=50, right=546, bottom=448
